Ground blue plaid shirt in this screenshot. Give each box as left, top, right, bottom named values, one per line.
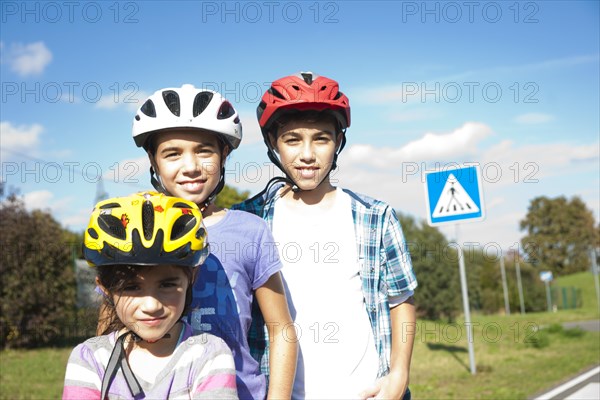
left=232, top=184, right=418, bottom=378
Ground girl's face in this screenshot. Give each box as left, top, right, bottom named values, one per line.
left=273, top=119, right=341, bottom=191
left=111, top=265, right=189, bottom=342
left=151, top=130, right=226, bottom=206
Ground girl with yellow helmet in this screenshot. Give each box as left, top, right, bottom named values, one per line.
left=63, top=192, right=238, bottom=399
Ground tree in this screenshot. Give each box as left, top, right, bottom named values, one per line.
left=215, top=184, right=250, bottom=209
left=399, top=214, right=461, bottom=321
left=0, top=196, right=77, bottom=348
left=520, top=196, right=598, bottom=276
left=472, top=249, right=546, bottom=314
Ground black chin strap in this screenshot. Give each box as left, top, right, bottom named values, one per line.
left=245, top=176, right=297, bottom=208
left=149, top=167, right=170, bottom=196
left=101, top=331, right=143, bottom=400
left=262, top=129, right=346, bottom=195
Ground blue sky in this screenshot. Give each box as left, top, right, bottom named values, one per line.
left=1, top=0, right=598, bottom=252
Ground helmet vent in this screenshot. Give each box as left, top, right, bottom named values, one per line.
left=217, top=101, right=235, bottom=120
left=87, top=228, right=99, bottom=239
left=269, top=87, right=285, bottom=100
left=171, top=214, right=196, bottom=241
left=162, top=90, right=181, bottom=117
left=334, top=91, right=342, bottom=100
left=193, top=92, right=214, bottom=117
left=140, top=99, right=156, bottom=117
left=99, top=202, right=120, bottom=209
left=320, top=86, right=328, bottom=91
left=172, top=202, right=191, bottom=208
left=292, top=85, right=300, bottom=91
left=234, top=116, right=240, bottom=124
left=142, top=200, right=155, bottom=241
left=98, top=214, right=127, bottom=240
left=301, top=73, right=313, bottom=85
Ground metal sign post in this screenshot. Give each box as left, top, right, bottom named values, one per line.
left=425, top=165, right=485, bottom=375
left=455, top=225, right=476, bottom=375
left=499, top=256, right=510, bottom=315
left=515, top=259, right=526, bottom=314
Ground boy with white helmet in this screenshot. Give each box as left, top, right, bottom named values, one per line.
left=130, top=84, right=297, bottom=399
left=233, top=73, right=417, bottom=399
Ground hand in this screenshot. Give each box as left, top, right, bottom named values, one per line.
left=358, top=370, right=408, bottom=400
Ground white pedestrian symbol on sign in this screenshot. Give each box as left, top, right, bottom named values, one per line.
left=432, top=173, right=480, bottom=218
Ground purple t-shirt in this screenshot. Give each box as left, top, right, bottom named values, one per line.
left=188, top=210, right=282, bottom=400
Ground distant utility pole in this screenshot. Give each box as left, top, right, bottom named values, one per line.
left=500, top=256, right=510, bottom=315
left=515, top=259, right=526, bottom=314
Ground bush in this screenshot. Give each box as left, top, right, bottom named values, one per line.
left=0, top=196, right=77, bottom=348
left=399, top=215, right=461, bottom=321
left=546, top=323, right=564, bottom=334
left=561, top=327, right=585, bottom=338
left=525, top=328, right=550, bottom=349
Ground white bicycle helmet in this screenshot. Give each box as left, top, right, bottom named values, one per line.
left=132, top=84, right=242, bottom=150
left=132, top=85, right=243, bottom=208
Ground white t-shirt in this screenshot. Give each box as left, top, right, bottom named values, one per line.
left=272, top=188, right=379, bottom=399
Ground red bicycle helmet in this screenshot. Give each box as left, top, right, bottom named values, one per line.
left=253, top=72, right=351, bottom=193
left=257, top=72, right=351, bottom=135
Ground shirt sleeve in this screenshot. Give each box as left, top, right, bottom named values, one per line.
left=62, top=343, right=103, bottom=400
left=251, top=219, right=283, bottom=290
left=382, top=207, right=418, bottom=296
left=191, top=336, right=239, bottom=399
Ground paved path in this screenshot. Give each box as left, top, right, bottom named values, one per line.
left=532, top=366, right=599, bottom=400
left=531, top=321, right=599, bottom=399
left=562, top=320, right=600, bottom=332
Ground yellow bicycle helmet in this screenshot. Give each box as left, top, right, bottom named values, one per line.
left=84, top=192, right=209, bottom=268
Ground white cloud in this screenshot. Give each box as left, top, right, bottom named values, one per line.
left=22, top=190, right=54, bottom=211
left=344, top=122, right=492, bottom=168
left=331, top=122, right=599, bottom=251
left=238, top=109, right=263, bottom=146
left=62, top=207, right=94, bottom=230
left=2, top=41, right=52, bottom=77
left=0, top=121, right=43, bottom=153
left=22, top=190, right=71, bottom=213
left=514, top=113, right=555, bottom=124
left=20, top=191, right=90, bottom=230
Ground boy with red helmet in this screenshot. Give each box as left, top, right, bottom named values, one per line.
left=233, top=72, right=418, bottom=399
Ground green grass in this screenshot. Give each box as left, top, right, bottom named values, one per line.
left=1, top=271, right=599, bottom=399
left=410, top=270, right=600, bottom=399
left=554, top=270, right=600, bottom=316
left=410, top=313, right=599, bottom=399
left=0, top=347, right=71, bottom=399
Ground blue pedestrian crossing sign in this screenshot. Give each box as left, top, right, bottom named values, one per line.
left=424, top=165, right=485, bottom=226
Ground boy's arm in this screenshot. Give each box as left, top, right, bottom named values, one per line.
left=360, top=297, right=416, bottom=400
left=255, top=272, right=298, bottom=399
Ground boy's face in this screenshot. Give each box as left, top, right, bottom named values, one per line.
left=112, top=265, right=189, bottom=342
left=151, top=130, right=226, bottom=205
left=273, top=119, right=341, bottom=191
